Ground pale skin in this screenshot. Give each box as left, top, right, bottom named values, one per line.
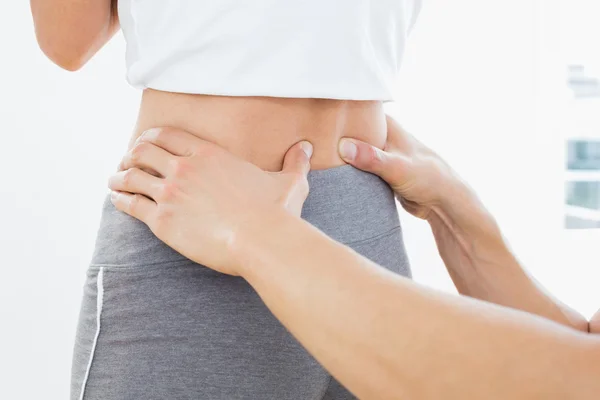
left=108, top=117, right=600, bottom=399
left=30, top=0, right=119, bottom=71
left=33, top=3, right=600, bottom=397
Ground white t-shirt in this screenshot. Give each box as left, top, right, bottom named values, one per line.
left=118, top=0, right=422, bottom=101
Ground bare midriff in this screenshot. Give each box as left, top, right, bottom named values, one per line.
left=128, top=89, right=387, bottom=172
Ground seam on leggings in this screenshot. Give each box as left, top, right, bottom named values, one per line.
left=343, top=225, right=402, bottom=247
left=319, top=375, right=334, bottom=400
left=78, top=267, right=105, bottom=400
left=88, top=258, right=195, bottom=270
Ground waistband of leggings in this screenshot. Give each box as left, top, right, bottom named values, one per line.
left=302, top=164, right=399, bottom=245
left=90, top=164, right=399, bottom=267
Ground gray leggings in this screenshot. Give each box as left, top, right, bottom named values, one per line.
left=71, top=165, right=411, bottom=400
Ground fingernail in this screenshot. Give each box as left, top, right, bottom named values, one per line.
left=339, top=139, right=357, bottom=161
left=110, top=191, right=119, bottom=203
left=139, top=128, right=159, bottom=141
left=300, top=141, right=313, bottom=158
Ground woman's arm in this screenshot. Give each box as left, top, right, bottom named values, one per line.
left=340, top=117, right=590, bottom=332
left=235, top=207, right=600, bottom=400
left=30, top=0, right=119, bottom=71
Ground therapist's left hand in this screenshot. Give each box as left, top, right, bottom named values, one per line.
left=108, top=127, right=313, bottom=275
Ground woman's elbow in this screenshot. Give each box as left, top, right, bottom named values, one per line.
left=35, top=33, right=91, bottom=71
left=31, top=1, right=118, bottom=71
left=31, top=10, right=90, bottom=71
left=40, top=48, right=88, bottom=72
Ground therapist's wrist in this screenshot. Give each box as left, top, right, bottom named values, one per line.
left=428, top=178, right=505, bottom=253
left=434, top=177, right=477, bottom=220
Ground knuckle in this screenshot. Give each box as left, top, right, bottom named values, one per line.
left=127, top=193, right=141, bottom=213
left=129, top=143, right=146, bottom=162
left=298, top=178, right=310, bottom=199
left=171, top=159, right=191, bottom=178
left=142, top=127, right=168, bottom=144
left=122, top=168, right=138, bottom=186
left=367, top=146, right=382, bottom=164
left=284, top=172, right=303, bottom=189
left=194, top=143, right=211, bottom=159
left=157, top=181, right=179, bottom=202
left=153, top=206, right=173, bottom=232
left=289, top=171, right=305, bottom=184
left=360, top=145, right=385, bottom=170
left=194, top=142, right=218, bottom=161
left=153, top=127, right=170, bottom=143
left=288, top=172, right=309, bottom=195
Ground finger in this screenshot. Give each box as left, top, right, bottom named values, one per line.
left=281, top=141, right=313, bottom=178
left=384, top=114, right=404, bottom=148
left=119, top=141, right=178, bottom=177
left=338, top=138, right=410, bottom=185
left=108, top=168, right=163, bottom=201
left=110, top=191, right=157, bottom=224
left=384, top=114, right=415, bottom=151
left=138, top=127, right=203, bottom=157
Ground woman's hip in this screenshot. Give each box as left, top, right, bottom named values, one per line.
left=90, top=164, right=410, bottom=274
left=71, top=165, right=410, bottom=399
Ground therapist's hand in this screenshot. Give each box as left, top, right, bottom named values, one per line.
left=108, top=128, right=313, bottom=275
left=338, top=115, right=462, bottom=220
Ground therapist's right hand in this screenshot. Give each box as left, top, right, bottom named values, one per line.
left=338, top=115, right=462, bottom=220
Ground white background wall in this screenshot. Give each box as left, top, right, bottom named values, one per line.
left=0, top=1, right=598, bottom=399
left=392, top=0, right=600, bottom=315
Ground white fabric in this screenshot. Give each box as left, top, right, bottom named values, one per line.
left=78, top=268, right=104, bottom=400
left=118, top=0, right=421, bottom=101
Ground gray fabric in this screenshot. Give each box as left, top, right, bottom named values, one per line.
left=71, top=164, right=411, bottom=400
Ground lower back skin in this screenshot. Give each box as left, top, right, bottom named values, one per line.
left=129, top=89, right=387, bottom=172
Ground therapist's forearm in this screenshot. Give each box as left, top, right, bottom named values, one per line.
left=428, top=180, right=589, bottom=332
left=233, top=211, right=599, bottom=400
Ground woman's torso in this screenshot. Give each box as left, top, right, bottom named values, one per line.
left=130, top=91, right=386, bottom=171
left=72, top=4, right=419, bottom=397
left=120, top=0, right=422, bottom=169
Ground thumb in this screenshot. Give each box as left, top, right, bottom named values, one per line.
left=338, top=138, right=408, bottom=186
left=282, top=140, right=313, bottom=178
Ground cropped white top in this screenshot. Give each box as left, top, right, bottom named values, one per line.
left=117, top=0, right=422, bottom=101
